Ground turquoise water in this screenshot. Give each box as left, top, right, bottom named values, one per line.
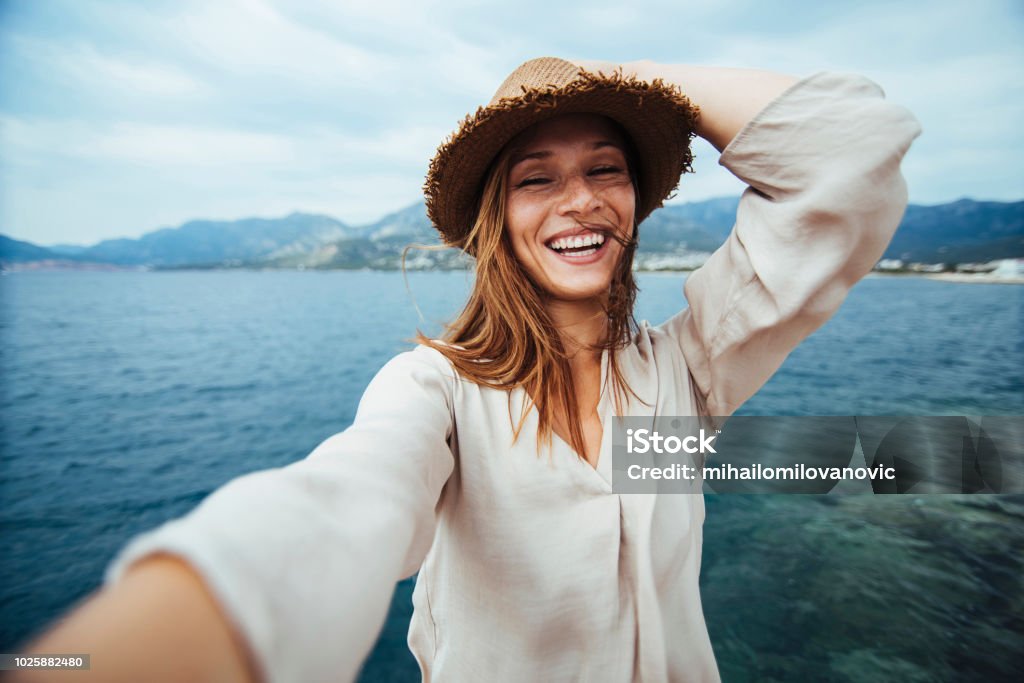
left=1, top=270, right=1022, bottom=681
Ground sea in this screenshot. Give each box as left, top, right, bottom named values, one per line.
left=1, top=270, right=1022, bottom=682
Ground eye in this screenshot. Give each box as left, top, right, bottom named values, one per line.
left=590, top=165, right=625, bottom=176
left=516, top=176, right=551, bottom=188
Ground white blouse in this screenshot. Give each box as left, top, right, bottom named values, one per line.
left=104, top=72, right=921, bottom=682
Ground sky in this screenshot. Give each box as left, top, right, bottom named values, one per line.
left=1, top=0, right=1022, bottom=246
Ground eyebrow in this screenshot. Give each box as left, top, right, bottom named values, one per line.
left=509, top=140, right=622, bottom=168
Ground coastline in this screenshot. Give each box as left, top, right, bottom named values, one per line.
left=866, top=271, right=1024, bottom=285
left=5, top=264, right=1024, bottom=284
left=920, top=272, right=1024, bottom=285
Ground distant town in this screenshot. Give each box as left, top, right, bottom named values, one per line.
left=873, top=257, right=1024, bottom=283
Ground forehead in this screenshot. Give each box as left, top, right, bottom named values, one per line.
left=507, top=113, right=628, bottom=159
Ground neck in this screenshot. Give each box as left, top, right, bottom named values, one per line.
left=546, top=297, right=607, bottom=371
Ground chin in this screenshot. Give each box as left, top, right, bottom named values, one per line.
left=543, top=278, right=615, bottom=302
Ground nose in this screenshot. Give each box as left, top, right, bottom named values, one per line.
left=556, top=174, right=602, bottom=216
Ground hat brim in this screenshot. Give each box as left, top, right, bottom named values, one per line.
left=424, top=69, right=700, bottom=250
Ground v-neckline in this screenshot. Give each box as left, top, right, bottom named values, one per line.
left=547, top=349, right=613, bottom=487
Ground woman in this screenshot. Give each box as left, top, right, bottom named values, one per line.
left=13, top=58, right=919, bottom=682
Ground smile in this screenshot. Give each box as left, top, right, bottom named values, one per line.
left=545, top=232, right=607, bottom=259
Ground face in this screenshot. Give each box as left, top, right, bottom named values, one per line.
left=504, top=113, right=636, bottom=303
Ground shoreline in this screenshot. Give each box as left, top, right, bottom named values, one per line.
left=867, top=271, right=1024, bottom=285
left=4, top=265, right=1023, bottom=284
left=920, top=272, right=1024, bottom=285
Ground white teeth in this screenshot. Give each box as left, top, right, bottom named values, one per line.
left=547, top=232, right=606, bottom=252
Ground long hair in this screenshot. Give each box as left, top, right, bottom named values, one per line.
left=417, top=137, right=643, bottom=459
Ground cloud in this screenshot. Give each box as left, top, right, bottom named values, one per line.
left=1, top=116, right=288, bottom=167
left=83, top=123, right=297, bottom=167
left=1, top=0, right=1021, bottom=244
left=2, top=109, right=448, bottom=170
left=0, top=114, right=439, bottom=242
left=668, top=139, right=747, bottom=204
left=165, top=0, right=509, bottom=103
left=66, top=48, right=209, bottom=98
left=171, top=0, right=388, bottom=90
left=10, top=34, right=210, bottom=99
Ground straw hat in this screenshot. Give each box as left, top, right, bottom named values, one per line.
left=424, top=57, right=700, bottom=250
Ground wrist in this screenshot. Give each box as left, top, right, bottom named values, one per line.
left=623, top=59, right=657, bottom=80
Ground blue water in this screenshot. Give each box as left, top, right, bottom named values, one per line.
left=1, top=271, right=1022, bottom=681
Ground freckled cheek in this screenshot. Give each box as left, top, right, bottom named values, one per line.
left=505, top=200, right=549, bottom=248
left=606, top=186, right=636, bottom=230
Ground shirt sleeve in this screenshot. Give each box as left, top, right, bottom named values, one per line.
left=659, top=72, right=922, bottom=416
left=102, top=345, right=456, bottom=683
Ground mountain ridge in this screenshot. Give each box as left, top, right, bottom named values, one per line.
left=3, top=197, right=1021, bottom=270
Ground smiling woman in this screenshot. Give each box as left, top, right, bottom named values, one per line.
left=418, top=111, right=647, bottom=466
left=12, top=57, right=920, bottom=683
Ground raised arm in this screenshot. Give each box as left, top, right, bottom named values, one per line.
left=9, top=346, right=457, bottom=683
left=575, top=60, right=798, bottom=150
left=580, top=60, right=922, bottom=416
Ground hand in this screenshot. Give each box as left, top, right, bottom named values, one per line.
left=8, top=555, right=257, bottom=683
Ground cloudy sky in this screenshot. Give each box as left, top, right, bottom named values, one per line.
left=1, top=0, right=1021, bottom=246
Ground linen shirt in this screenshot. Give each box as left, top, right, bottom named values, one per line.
left=104, top=72, right=921, bottom=683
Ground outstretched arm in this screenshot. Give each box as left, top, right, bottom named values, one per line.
left=8, top=555, right=257, bottom=683
left=8, top=347, right=457, bottom=683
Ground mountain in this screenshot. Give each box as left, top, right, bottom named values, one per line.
left=359, top=202, right=437, bottom=242
left=3, top=197, right=1021, bottom=271
left=882, top=199, right=1024, bottom=263
left=47, top=244, right=89, bottom=256
left=0, top=235, right=62, bottom=263
left=253, top=202, right=470, bottom=270
left=76, top=212, right=356, bottom=267
left=638, top=197, right=740, bottom=251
